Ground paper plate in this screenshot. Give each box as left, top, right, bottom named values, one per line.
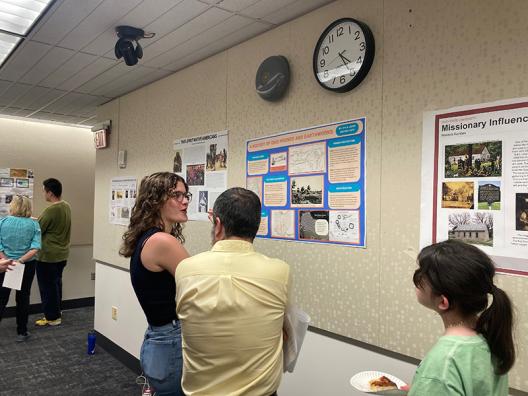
left=350, top=371, right=407, bottom=394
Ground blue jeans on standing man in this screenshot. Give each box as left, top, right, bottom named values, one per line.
left=36, top=260, right=66, bottom=320
left=141, top=320, right=184, bottom=396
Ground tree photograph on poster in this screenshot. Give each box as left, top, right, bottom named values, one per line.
left=444, top=141, right=502, bottom=178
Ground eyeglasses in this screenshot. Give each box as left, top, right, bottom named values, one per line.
left=168, top=191, right=192, bottom=203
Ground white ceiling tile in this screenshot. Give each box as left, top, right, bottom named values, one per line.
left=31, top=0, right=104, bottom=44
left=90, top=65, right=151, bottom=96
left=11, top=85, right=51, bottom=108
left=44, top=91, right=87, bottom=113
left=75, top=61, right=129, bottom=94
left=242, top=0, right=297, bottom=19
left=0, top=82, right=32, bottom=107
left=19, top=47, right=75, bottom=85
left=143, top=7, right=231, bottom=65
left=57, top=57, right=117, bottom=91
left=103, top=68, right=172, bottom=98
left=149, top=14, right=253, bottom=68
left=58, top=0, right=143, bottom=50
left=82, top=0, right=181, bottom=56
left=19, top=89, right=68, bottom=111
left=40, top=52, right=98, bottom=88
left=11, top=109, right=35, bottom=117
left=262, top=0, right=333, bottom=25
left=0, top=79, right=11, bottom=94
left=215, top=0, right=259, bottom=12
left=0, top=41, right=51, bottom=81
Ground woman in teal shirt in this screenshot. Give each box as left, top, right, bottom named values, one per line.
left=0, top=195, right=41, bottom=342
left=408, top=240, right=515, bottom=396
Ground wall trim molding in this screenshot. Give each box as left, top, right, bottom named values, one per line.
left=96, top=260, right=129, bottom=272
left=96, top=331, right=141, bottom=374
left=3, top=296, right=94, bottom=318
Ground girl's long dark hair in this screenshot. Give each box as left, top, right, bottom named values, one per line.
left=413, top=239, right=515, bottom=375
left=119, top=172, right=187, bottom=258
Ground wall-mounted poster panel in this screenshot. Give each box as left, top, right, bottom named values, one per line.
left=246, top=119, right=366, bottom=247
left=109, top=176, right=137, bottom=226
left=173, top=131, right=228, bottom=221
left=0, top=168, right=34, bottom=218
left=421, top=98, right=528, bottom=276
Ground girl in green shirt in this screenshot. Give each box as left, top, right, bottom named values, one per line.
left=408, top=240, right=515, bottom=396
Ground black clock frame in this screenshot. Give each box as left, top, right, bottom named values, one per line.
left=312, top=17, right=375, bottom=93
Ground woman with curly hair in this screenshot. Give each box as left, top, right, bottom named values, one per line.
left=120, top=172, right=191, bottom=396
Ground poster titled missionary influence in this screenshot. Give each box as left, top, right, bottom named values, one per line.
left=246, top=118, right=366, bottom=247
left=421, top=98, right=528, bottom=276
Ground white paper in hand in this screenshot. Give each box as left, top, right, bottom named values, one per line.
left=2, top=262, right=24, bottom=290
left=283, top=305, right=310, bottom=373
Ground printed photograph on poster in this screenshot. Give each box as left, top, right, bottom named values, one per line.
left=187, top=164, right=205, bottom=186
left=516, top=193, right=528, bottom=231
left=299, top=210, right=329, bottom=241
left=288, top=142, right=326, bottom=175
left=173, top=150, right=183, bottom=173
left=448, top=211, right=493, bottom=247
left=0, top=178, right=14, bottom=187
left=10, top=169, right=27, bottom=178
left=478, top=181, right=501, bottom=210
left=444, top=141, right=502, bottom=178
left=441, top=182, right=474, bottom=209
left=5, top=195, right=13, bottom=204
left=198, top=191, right=208, bottom=213
left=329, top=210, right=360, bottom=243
left=206, top=142, right=228, bottom=171
left=246, top=177, right=262, bottom=202
left=16, top=178, right=29, bottom=188
left=121, top=207, right=130, bottom=219
left=271, top=210, right=295, bottom=239
left=291, top=175, right=324, bottom=207
left=270, top=152, right=287, bottom=172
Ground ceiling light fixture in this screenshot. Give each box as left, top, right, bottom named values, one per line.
left=0, top=0, right=54, bottom=67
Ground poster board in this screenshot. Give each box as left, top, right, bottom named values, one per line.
left=109, top=176, right=137, bottom=226
left=173, top=131, right=228, bottom=221
left=421, top=98, right=528, bottom=276
left=246, top=118, right=366, bottom=247
left=0, top=168, right=34, bottom=218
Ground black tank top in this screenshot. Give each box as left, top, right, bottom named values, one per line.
left=130, top=227, right=177, bottom=326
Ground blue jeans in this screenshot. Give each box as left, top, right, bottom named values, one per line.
left=140, top=320, right=184, bottom=396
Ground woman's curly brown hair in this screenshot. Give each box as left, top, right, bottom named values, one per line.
left=119, top=172, right=188, bottom=258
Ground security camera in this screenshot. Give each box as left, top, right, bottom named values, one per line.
left=114, top=26, right=154, bottom=66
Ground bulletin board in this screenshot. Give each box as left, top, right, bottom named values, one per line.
left=246, top=118, right=366, bottom=247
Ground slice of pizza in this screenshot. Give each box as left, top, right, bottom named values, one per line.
left=368, top=375, right=398, bottom=391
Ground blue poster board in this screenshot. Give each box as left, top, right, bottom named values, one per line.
left=246, top=118, right=366, bottom=247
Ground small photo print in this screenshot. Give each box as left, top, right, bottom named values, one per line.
left=125, top=190, right=129, bottom=199
left=10, top=168, right=27, bottom=178
left=198, top=191, right=208, bottom=213
left=270, top=152, right=287, bottom=172
left=291, top=175, right=324, bottom=207
left=441, top=182, right=474, bottom=209
left=0, top=178, right=14, bottom=187
left=187, top=164, right=205, bottom=186
left=444, top=141, right=502, bottom=178
left=206, top=143, right=228, bottom=171
left=478, top=181, right=501, bottom=210
left=173, top=150, right=183, bottom=173
left=111, top=191, right=116, bottom=200
left=115, top=191, right=124, bottom=199
left=515, top=193, right=528, bottom=231
left=16, top=178, right=29, bottom=188
left=5, top=194, right=13, bottom=204
left=27, top=169, right=34, bottom=179
left=299, top=210, right=329, bottom=241
left=448, top=211, right=493, bottom=246
left=121, top=207, right=130, bottom=219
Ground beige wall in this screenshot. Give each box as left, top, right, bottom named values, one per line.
left=0, top=117, right=96, bottom=304
left=94, top=0, right=528, bottom=390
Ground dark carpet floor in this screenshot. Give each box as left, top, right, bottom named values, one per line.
left=0, top=307, right=140, bottom=395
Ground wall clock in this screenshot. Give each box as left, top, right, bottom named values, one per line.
left=255, top=55, right=290, bottom=101
left=313, top=18, right=375, bottom=93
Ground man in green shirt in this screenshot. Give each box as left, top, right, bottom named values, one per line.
left=35, top=178, right=71, bottom=326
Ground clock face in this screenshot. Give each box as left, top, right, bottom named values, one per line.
left=313, top=18, right=375, bottom=93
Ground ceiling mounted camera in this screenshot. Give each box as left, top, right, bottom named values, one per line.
left=114, top=26, right=155, bottom=66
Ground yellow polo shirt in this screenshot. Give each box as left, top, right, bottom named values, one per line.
left=175, top=239, right=290, bottom=396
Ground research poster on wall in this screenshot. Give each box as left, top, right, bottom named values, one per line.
left=421, top=98, right=528, bottom=276
left=0, top=168, right=34, bottom=218
left=109, top=176, right=137, bottom=226
left=173, top=130, right=228, bottom=221
left=246, top=118, right=366, bottom=247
